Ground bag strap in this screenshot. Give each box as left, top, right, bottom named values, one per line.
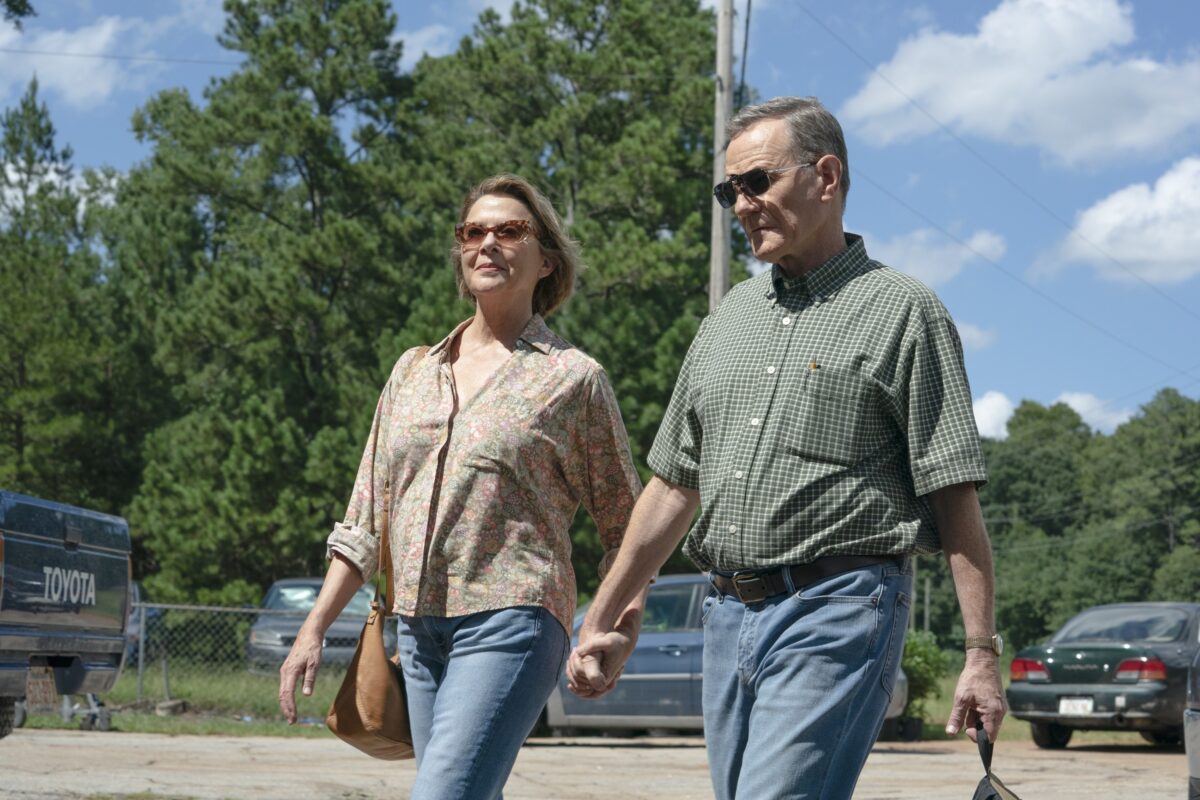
left=376, top=345, right=429, bottom=615
left=975, top=720, right=993, bottom=774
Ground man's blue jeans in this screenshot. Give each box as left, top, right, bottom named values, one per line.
left=396, top=606, right=568, bottom=800
left=701, top=559, right=913, bottom=800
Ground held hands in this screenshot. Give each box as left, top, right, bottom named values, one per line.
left=278, top=626, right=325, bottom=724
left=944, top=651, right=1008, bottom=743
left=566, top=607, right=642, bottom=699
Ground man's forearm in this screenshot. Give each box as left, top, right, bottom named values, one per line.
left=581, top=475, right=700, bottom=636
left=929, top=482, right=996, bottom=641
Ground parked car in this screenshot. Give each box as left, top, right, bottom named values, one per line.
left=543, top=573, right=907, bottom=734
left=245, top=577, right=395, bottom=674
left=1186, top=642, right=1200, bottom=799
left=1007, top=602, right=1199, bottom=749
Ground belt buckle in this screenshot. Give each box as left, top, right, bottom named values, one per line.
left=731, top=571, right=767, bottom=603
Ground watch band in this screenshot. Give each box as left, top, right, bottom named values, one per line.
left=965, top=634, right=1002, bottom=655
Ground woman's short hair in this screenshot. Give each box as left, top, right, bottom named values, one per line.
left=451, top=174, right=583, bottom=317
left=727, top=96, right=850, bottom=207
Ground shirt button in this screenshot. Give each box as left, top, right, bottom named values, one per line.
left=750, top=417, right=760, bottom=426
left=728, top=524, right=738, bottom=533
left=766, top=365, right=776, bottom=374
left=782, top=316, right=792, bottom=325
left=734, top=470, right=744, bottom=479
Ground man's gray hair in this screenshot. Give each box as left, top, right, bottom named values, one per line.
left=727, top=96, right=850, bottom=204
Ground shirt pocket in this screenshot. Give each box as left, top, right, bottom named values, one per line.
left=782, top=364, right=885, bottom=466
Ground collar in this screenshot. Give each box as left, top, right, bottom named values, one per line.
left=767, top=233, right=870, bottom=301
left=427, top=314, right=555, bottom=359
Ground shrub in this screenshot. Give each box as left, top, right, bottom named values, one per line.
left=901, top=629, right=951, bottom=720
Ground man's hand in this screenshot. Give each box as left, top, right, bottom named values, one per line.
left=278, top=627, right=325, bottom=724
left=567, top=608, right=641, bottom=699
left=944, top=651, right=1007, bottom=743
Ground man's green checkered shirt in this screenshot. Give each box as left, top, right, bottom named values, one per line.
left=647, top=234, right=988, bottom=572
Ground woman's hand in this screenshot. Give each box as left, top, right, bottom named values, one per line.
left=278, top=626, right=326, bottom=724
left=277, top=554, right=366, bottom=724
left=566, top=605, right=642, bottom=699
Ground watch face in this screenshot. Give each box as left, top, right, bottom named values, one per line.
left=993, top=633, right=1004, bottom=656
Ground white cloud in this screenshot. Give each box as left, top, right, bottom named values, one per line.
left=0, top=16, right=176, bottom=110
left=0, top=17, right=142, bottom=109
left=1041, top=157, right=1200, bottom=285
left=867, top=227, right=1005, bottom=286
left=465, top=0, right=513, bottom=18
left=957, top=322, right=996, bottom=351
left=1054, top=391, right=1133, bottom=433
left=974, top=390, right=1015, bottom=439
left=394, top=24, right=457, bottom=70
left=840, top=0, right=1200, bottom=165
left=177, top=0, right=226, bottom=36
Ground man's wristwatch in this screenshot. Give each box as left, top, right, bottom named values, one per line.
left=965, top=633, right=1003, bottom=656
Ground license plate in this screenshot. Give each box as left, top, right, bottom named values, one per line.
left=1058, top=696, right=1094, bottom=715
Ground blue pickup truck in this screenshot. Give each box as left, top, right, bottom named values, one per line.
left=0, top=490, right=131, bottom=738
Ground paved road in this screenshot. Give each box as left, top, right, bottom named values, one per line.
left=0, top=729, right=1187, bottom=799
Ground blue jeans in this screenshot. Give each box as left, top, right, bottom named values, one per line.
left=396, top=606, right=568, bottom=800
left=701, top=559, right=913, bottom=800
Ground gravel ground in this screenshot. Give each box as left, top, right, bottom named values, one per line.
left=0, top=729, right=1187, bottom=799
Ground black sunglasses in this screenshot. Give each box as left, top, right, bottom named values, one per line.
left=713, top=162, right=815, bottom=209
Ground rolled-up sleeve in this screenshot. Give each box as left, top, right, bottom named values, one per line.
left=326, top=358, right=406, bottom=578
left=577, top=367, right=642, bottom=579
left=647, top=323, right=705, bottom=490
left=904, top=314, right=988, bottom=497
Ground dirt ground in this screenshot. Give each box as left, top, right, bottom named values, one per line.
left=0, top=729, right=1187, bottom=799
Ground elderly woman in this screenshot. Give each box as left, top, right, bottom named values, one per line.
left=278, top=174, right=644, bottom=799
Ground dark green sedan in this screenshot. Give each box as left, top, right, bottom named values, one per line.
left=1007, top=602, right=1200, bottom=749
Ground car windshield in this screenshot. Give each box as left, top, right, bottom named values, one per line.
left=265, top=583, right=375, bottom=616
left=1052, top=606, right=1190, bottom=644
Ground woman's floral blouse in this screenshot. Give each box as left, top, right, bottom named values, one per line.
left=327, top=315, right=642, bottom=634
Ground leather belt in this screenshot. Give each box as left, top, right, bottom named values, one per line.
left=710, top=554, right=900, bottom=604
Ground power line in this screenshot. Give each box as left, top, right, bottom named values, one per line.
left=981, top=446, right=1200, bottom=530
left=0, top=46, right=240, bottom=67
left=855, top=166, right=1197, bottom=380
left=794, top=3, right=1200, bottom=325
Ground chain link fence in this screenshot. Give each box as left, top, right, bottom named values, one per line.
left=115, top=602, right=379, bottom=720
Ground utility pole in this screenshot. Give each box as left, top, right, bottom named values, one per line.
left=709, top=0, right=734, bottom=312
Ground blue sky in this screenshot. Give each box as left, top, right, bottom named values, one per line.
left=4, top=0, right=1199, bottom=438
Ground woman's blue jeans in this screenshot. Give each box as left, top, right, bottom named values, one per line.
left=396, top=606, right=568, bottom=800
left=701, top=558, right=913, bottom=800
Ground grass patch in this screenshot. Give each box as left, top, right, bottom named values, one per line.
left=21, top=709, right=334, bottom=737
left=23, top=660, right=351, bottom=736
left=107, top=662, right=344, bottom=720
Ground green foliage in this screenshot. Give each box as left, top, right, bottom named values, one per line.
left=1, top=0, right=33, bottom=28
left=114, top=0, right=725, bottom=600
left=992, top=522, right=1064, bottom=649
left=1151, top=544, right=1200, bottom=601
left=1, top=0, right=1197, bottom=627
left=0, top=79, right=145, bottom=513
left=901, top=628, right=951, bottom=720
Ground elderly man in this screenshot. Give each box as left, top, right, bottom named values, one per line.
left=570, top=96, right=1006, bottom=800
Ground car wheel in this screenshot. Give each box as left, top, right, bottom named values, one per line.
left=0, top=697, right=15, bottom=740
left=1139, top=729, right=1183, bottom=748
left=1030, top=722, right=1072, bottom=749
